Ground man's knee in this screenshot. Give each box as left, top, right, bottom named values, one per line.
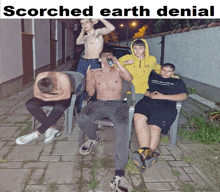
left=54, top=104, right=68, bottom=113
left=134, top=113, right=147, bottom=124
left=149, top=125, right=161, bottom=133
left=25, top=98, right=39, bottom=110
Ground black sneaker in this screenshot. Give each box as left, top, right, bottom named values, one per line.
left=144, top=152, right=160, bottom=168
left=79, top=133, right=99, bottom=155
left=110, top=175, right=132, bottom=192
left=131, top=148, right=160, bottom=172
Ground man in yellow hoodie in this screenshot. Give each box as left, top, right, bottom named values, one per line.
left=118, top=39, right=161, bottom=103
left=118, top=39, right=179, bottom=103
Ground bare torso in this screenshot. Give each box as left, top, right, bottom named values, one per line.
left=92, top=68, right=122, bottom=100
left=83, top=33, right=104, bottom=59
left=38, top=72, right=73, bottom=93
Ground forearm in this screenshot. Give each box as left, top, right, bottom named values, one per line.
left=116, top=61, right=133, bottom=81
left=76, top=31, right=85, bottom=45
left=86, top=82, right=95, bottom=96
left=99, top=19, right=115, bottom=32
left=162, top=93, right=187, bottom=101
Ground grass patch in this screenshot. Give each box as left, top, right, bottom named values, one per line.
left=179, top=182, right=196, bottom=192
left=47, top=182, right=59, bottom=192
left=172, top=170, right=181, bottom=177
left=160, top=135, right=170, bottom=143
left=89, top=166, right=100, bottom=191
left=50, top=141, right=57, bottom=155
left=182, top=156, right=192, bottom=164
left=17, top=121, right=32, bottom=137
left=125, top=159, right=141, bottom=174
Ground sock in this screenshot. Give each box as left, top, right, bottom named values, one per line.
left=138, top=147, right=152, bottom=160
left=115, top=170, right=125, bottom=177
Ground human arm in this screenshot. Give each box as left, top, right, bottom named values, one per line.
left=76, top=28, right=86, bottom=45
left=148, top=91, right=187, bottom=101
left=93, top=19, right=115, bottom=36
left=152, top=61, right=161, bottom=74
left=86, top=65, right=96, bottom=96
left=112, top=57, right=133, bottom=81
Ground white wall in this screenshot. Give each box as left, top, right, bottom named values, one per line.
left=34, top=19, right=50, bottom=69
left=164, top=27, right=220, bottom=89
left=145, top=37, right=161, bottom=64
left=0, top=19, right=23, bottom=84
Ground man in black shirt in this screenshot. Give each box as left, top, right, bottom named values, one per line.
left=131, top=63, right=188, bottom=172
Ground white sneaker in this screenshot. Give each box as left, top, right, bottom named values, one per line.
left=45, top=128, right=56, bottom=139
left=44, top=129, right=61, bottom=143
left=16, top=132, right=39, bottom=145
left=110, top=175, right=132, bottom=192
left=79, top=134, right=99, bottom=155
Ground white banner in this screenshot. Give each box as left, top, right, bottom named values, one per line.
left=1, top=0, right=219, bottom=18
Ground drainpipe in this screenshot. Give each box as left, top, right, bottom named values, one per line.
left=160, top=35, right=165, bottom=65
left=32, top=19, right=36, bottom=79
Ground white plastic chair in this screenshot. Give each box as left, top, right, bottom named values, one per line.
left=170, top=101, right=183, bottom=145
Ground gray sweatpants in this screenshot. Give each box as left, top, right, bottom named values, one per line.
left=77, top=100, right=130, bottom=171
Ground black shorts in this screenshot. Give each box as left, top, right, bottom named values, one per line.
left=134, top=97, right=177, bottom=134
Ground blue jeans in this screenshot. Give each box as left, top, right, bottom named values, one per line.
left=76, top=57, right=101, bottom=110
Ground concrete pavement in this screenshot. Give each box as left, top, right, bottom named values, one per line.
left=0, top=60, right=215, bottom=192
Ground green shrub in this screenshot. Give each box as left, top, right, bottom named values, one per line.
left=181, top=116, right=220, bottom=144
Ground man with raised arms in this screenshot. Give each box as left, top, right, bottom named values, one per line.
left=75, top=19, right=115, bottom=110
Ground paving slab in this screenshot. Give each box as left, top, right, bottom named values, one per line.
left=145, top=182, right=172, bottom=190
left=0, top=106, right=11, bottom=116
left=43, top=162, right=80, bottom=184
left=172, top=167, right=192, bottom=182
left=7, top=146, right=43, bottom=161
left=142, top=161, right=179, bottom=182
left=29, top=168, right=45, bottom=184
left=2, top=114, right=29, bottom=124
left=0, top=169, right=30, bottom=192
left=0, top=126, right=18, bottom=138
left=52, top=140, right=79, bottom=155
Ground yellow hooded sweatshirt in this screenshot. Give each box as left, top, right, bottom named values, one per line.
left=118, top=39, right=161, bottom=94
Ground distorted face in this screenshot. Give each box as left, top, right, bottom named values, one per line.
left=160, top=67, right=175, bottom=78
left=132, top=45, right=145, bottom=59
left=100, top=52, right=114, bottom=65
left=80, top=19, right=93, bottom=32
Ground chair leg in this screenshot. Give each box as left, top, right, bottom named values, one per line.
left=31, top=116, right=36, bottom=129
left=128, top=107, right=135, bottom=142
left=64, top=110, right=69, bottom=135
left=170, top=115, right=179, bottom=145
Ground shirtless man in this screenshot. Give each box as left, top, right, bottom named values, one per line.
left=77, top=49, right=133, bottom=192
left=75, top=19, right=115, bottom=110
left=16, top=72, right=74, bottom=145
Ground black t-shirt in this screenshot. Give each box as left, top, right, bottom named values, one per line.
left=147, top=73, right=188, bottom=106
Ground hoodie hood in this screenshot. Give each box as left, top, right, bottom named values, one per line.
left=130, top=38, right=150, bottom=60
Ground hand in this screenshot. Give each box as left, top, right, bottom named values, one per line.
left=150, top=91, right=165, bottom=100
left=86, top=65, right=95, bottom=81
left=172, top=75, right=180, bottom=79
left=124, top=59, right=134, bottom=65
left=91, top=19, right=99, bottom=25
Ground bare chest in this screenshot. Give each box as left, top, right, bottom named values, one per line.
left=94, top=71, right=122, bottom=88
